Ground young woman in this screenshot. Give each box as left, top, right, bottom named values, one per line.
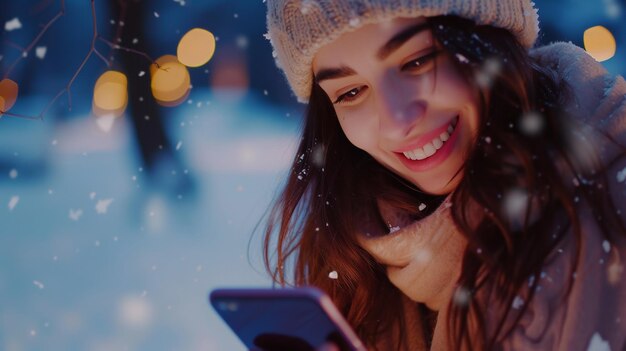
left=263, top=0, right=626, bottom=349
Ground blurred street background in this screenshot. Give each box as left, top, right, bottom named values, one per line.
left=0, top=0, right=624, bottom=350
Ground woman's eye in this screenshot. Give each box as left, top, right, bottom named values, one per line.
left=334, top=86, right=367, bottom=105
left=401, top=50, right=439, bottom=72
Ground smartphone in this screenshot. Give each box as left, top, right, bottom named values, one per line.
left=209, top=287, right=367, bottom=351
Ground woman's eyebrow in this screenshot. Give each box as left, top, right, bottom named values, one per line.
left=377, top=22, right=430, bottom=60
left=314, top=22, right=430, bottom=84
left=314, top=66, right=357, bottom=84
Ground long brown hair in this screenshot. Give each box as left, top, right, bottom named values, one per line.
left=262, top=15, right=626, bottom=350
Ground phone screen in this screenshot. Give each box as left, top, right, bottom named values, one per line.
left=211, top=290, right=356, bottom=351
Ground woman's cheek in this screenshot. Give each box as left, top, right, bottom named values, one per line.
left=338, top=111, right=377, bottom=151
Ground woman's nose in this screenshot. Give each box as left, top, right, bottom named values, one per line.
left=375, top=84, right=427, bottom=139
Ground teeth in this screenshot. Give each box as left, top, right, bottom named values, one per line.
left=423, top=143, right=436, bottom=157
left=432, top=138, right=443, bottom=150
left=402, top=117, right=458, bottom=161
left=414, top=148, right=426, bottom=160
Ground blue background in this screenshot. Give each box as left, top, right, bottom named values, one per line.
left=0, top=0, right=624, bottom=350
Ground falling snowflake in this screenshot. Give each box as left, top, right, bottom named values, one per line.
left=8, top=196, right=19, bottom=211
left=512, top=295, right=524, bottom=309
left=9, top=169, right=18, bottom=179
left=89, top=192, right=96, bottom=200
left=138, top=71, right=145, bottom=77
left=311, top=144, right=326, bottom=168
left=520, top=111, right=544, bottom=136
left=455, top=53, right=470, bottom=64
left=95, top=198, right=114, bottom=214
left=418, top=203, right=427, bottom=211
left=69, top=209, right=83, bottom=221
left=475, top=57, right=502, bottom=88
left=586, top=332, right=612, bottom=351
left=236, top=35, right=248, bottom=49
left=153, top=11, right=160, bottom=18
left=175, top=141, right=182, bottom=150
left=5, top=18, right=22, bottom=31
left=604, top=0, right=622, bottom=18
left=328, top=271, right=338, bottom=279
left=33, top=280, right=45, bottom=289
left=617, top=167, right=626, bottom=183
left=453, top=286, right=471, bottom=306
left=503, top=188, right=528, bottom=228
left=35, top=46, right=47, bottom=59
left=603, top=240, right=611, bottom=253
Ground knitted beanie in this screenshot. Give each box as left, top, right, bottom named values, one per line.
left=266, top=0, right=540, bottom=103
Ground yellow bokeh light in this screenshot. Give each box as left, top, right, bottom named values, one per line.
left=177, top=28, right=216, bottom=67
left=584, top=25, right=616, bottom=62
left=93, top=70, right=128, bottom=118
left=0, top=78, right=19, bottom=114
left=150, top=55, right=191, bottom=106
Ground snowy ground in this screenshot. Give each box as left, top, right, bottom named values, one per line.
left=0, top=89, right=302, bottom=351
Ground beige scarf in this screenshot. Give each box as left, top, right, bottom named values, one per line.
left=357, top=195, right=468, bottom=350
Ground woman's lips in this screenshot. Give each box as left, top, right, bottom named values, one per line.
left=394, top=116, right=459, bottom=153
left=394, top=115, right=461, bottom=172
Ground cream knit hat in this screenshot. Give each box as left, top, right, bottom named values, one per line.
left=266, top=0, right=540, bottom=103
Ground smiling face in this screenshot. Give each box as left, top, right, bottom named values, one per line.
left=313, top=17, right=481, bottom=195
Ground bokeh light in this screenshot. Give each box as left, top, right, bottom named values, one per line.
left=583, top=25, right=617, bottom=62
left=92, top=70, right=128, bottom=118
left=117, top=295, right=153, bottom=329
left=150, top=54, right=191, bottom=106
left=177, top=28, right=216, bottom=67
left=0, top=78, right=19, bottom=115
